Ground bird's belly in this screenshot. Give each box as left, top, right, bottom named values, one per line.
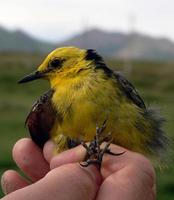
left=53, top=100, right=114, bottom=140
left=51, top=99, right=149, bottom=154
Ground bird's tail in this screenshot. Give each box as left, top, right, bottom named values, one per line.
left=145, top=107, right=172, bottom=168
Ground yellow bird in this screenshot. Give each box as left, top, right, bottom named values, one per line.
left=18, top=47, right=168, bottom=166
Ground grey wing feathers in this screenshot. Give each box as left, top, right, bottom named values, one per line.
left=114, top=71, right=146, bottom=109
left=114, top=71, right=168, bottom=158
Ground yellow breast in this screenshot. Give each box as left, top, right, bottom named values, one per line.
left=50, top=70, right=150, bottom=154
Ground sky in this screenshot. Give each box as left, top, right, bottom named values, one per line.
left=0, top=0, right=174, bottom=42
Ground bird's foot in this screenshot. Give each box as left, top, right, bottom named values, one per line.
left=80, top=120, right=125, bottom=169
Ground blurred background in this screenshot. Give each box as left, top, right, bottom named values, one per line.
left=0, top=0, right=174, bottom=199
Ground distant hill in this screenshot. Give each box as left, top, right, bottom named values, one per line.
left=59, top=28, right=174, bottom=60
left=1, top=25, right=174, bottom=60
left=0, top=26, right=54, bottom=53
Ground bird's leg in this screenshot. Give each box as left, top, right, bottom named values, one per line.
left=80, top=120, right=125, bottom=169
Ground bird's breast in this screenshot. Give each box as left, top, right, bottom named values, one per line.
left=50, top=76, right=147, bottom=154
left=50, top=78, right=121, bottom=141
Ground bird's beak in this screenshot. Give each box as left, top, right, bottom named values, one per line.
left=18, top=71, right=44, bottom=84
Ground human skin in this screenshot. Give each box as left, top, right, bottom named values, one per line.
left=1, top=138, right=156, bottom=200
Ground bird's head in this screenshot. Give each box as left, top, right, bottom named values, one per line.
left=18, top=46, right=104, bottom=87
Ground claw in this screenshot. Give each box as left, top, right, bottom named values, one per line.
left=105, top=149, right=126, bottom=156
left=80, top=159, right=101, bottom=167
left=80, top=161, right=90, bottom=167
left=80, top=119, right=125, bottom=169
left=81, top=141, right=89, bottom=149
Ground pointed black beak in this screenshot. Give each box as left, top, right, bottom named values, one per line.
left=18, top=71, right=44, bottom=84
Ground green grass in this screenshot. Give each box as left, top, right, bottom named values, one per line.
left=0, top=54, right=174, bottom=199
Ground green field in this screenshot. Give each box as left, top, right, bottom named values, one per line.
left=0, top=53, right=174, bottom=199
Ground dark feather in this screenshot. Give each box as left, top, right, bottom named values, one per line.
left=66, top=137, right=81, bottom=149
left=85, top=49, right=146, bottom=109
left=114, top=71, right=146, bottom=109
left=25, top=90, right=56, bottom=148
left=86, top=49, right=113, bottom=77
left=143, top=108, right=168, bottom=154
left=113, top=71, right=168, bottom=156
left=85, top=49, right=103, bottom=62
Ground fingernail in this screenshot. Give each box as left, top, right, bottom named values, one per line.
left=1, top=173, right=10, bottom=195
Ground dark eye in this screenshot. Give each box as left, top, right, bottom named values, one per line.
left=49, top=58, right=64, bottom=69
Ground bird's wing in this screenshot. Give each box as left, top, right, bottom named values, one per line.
left=114, top=71, right=146, bottom=109
left=25, top=90, right=56, bottom=148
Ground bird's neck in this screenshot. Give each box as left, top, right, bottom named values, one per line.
left=50, top=68, right=92, bottom=90
left=50, top=70, right=95, bottom=116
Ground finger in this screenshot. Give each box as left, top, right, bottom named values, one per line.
left=1, top=164, right=101, bottom=200
left=50, top=143, right=130, bottom=170
left=1, top=170, right=30, bottom=195
left=50, top=143, right=129, bottom=170
left=43, top=140, right=56, bottom=163
left=50, top=145, right=86, bottom=169
left=12, top=138, right=50, bottom=182
left=43, top=164, right=101, bottom=200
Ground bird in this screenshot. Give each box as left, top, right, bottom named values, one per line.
left=18, top=46, right=168, bottom=166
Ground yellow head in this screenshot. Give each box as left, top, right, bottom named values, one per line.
left=18, top=46, right=105, bottom=87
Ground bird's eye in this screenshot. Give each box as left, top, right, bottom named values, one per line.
left=49, top=58, right=64, bottom=69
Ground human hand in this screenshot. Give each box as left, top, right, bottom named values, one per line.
left=1, top=138, right=101, bottom=200
left=50, top=142, right=156, bottom=200
left=1, top=138, right=156, bottom=200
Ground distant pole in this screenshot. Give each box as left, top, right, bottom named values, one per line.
left=123, top=13, right=136, bottom=77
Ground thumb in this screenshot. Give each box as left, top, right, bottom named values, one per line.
left=44, top=163, right=102, bottom=200
left=1, top=163, right=101, bottom=200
